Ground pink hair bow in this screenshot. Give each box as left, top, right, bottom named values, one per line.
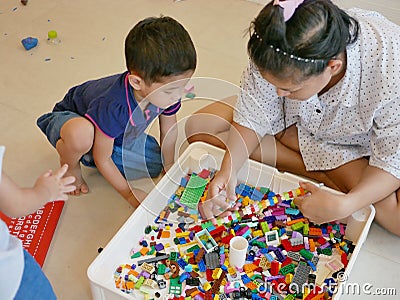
left=273, top=0, right=304, bottom=22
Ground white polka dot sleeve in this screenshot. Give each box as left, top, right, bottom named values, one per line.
left=369, top=95, right=400, bottom=179
left=233, top=61, right=285, bottom=137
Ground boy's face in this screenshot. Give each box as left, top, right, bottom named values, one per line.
left=133, top=70, right=194, bottom=109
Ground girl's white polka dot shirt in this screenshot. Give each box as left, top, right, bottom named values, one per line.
left=234, top=8, right=400, bottom=179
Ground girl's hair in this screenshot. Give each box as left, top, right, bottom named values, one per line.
left=125, top=16, right=197, bottom=84
left=248, top=0, right=359, bottom=81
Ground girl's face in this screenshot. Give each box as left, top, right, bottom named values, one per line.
left=260, top=66, right=333, bottom=101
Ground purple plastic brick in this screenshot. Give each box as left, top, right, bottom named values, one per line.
left=155, top=243, right=164, bottom=251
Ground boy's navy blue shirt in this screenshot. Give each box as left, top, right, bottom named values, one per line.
left=53, top=72, right=181, bottom=147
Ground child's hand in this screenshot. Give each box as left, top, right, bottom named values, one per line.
left=33, top=164, right=76, bottom=202
left=199, top=171, right=238, bottom=224
left=126, top=188, right=148, bottom=209
left=293, top=181, right=348, bottom=224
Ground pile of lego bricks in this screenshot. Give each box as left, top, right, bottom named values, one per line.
left=113, top=169, right=355, bottom=300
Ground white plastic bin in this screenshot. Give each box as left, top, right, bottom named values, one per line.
left=87, top=142, right=375, bottom=300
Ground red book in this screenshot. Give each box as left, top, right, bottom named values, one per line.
left=0, top=201, right=64, bottom=267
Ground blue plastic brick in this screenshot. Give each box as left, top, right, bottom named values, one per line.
left=198, top=259, right=206, bottom=272
left=21, top=37, right=38, bottom=50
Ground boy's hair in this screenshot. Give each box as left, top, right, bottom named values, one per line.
left=248, top=0, right=359, bottom=81
left=125, top=16, right=197, bottom=84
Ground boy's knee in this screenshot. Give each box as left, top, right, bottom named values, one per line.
left=60, top=118, right=94, bottom=152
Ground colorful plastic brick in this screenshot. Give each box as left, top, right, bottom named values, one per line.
left=195, top=229, right=218, bottom=253
left=180, top=174, right=208, bottom=209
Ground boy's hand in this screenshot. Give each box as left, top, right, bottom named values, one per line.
left=126, top=188, right=148, bottom=209
left=199, top=171, right=238, bottom=224
left=34, top=164, right=76, bottom=202
left=293, top=181, right=348, bottom=224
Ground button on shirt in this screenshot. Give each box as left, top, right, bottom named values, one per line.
left=234, top=8, right=400, bottom=180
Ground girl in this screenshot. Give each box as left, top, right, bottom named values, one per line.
left=185, top=0, right=400, bottom=236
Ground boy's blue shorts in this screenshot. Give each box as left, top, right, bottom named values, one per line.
left=37, top=111, right=163, bottom=180
left=14, top=249, right=56, bottom=300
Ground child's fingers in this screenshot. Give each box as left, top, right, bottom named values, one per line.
left=61, top=176, right=76, bottom=185
left=198, top=201, right=214, bottom=221
left=213, top=207, right=232, bottom=218
left=63, top=185, right=77, bottom=193
left=226, top=180, right=237, bottom=201
left=41, top=170, right=52, bottom=177
left=54, top=164, right=69, bottom=178
left=299, top=181, right=318, bottom=193
left=293, top=196, right=304, bottom=209
left=208, top=182, right=222, bottom=200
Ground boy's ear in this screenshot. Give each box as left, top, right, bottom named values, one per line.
left=328, top=58, right=343, bottom=76
left=128, top=74, right=145, bottom=90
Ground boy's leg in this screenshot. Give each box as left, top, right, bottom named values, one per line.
left=112, top=133, right=163, bottom=180
left=14, top=249, right=56, bottom=300
left=110, top=134, right=162, bottom=207
left=56, top=117, right=94, bottom=195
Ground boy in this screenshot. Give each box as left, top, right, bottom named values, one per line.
left=37, top=16, right=197, bottom=208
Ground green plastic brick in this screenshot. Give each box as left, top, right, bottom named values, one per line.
left=180, top=174, right=207, bottom=209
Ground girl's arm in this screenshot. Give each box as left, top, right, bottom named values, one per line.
left=201, top=122, right=261, bottom=221
left=159, top=114, right=178, bottom=172
left=220, top=121, right=261, bottom=176
left=92, top=128, right=141, bottom=208
left=346, top=166, right=400, bottom=211
left=295, top=166, right=400, bottom=223
left=0, top=165, right=75, bottom=218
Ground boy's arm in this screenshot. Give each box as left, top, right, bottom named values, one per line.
left=0, top=165, right=75, bottom=218
left=92, top=128, right=140, bottom=208
left=159, top=114, right=178, bottom=171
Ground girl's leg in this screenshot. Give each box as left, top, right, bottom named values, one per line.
left=185, top=95, right=236, bottom=149
left=261, top=125, right=340, bottom=189
left=56, top=117, right=94, bottom=195
left=373, top=191, right=400, bottom=236
left=324, top=159, right=400, bottom=236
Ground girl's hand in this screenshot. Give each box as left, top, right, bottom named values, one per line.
left=199, top=171, right=238, bottom=224
left=293, top=181, right=349, bottom=224
left=33, top=164, right=76, bottom=202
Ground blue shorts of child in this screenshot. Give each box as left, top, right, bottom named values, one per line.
left=14, top=249, right=56, bottom=300
left=37, top=111, right=163, bottom=180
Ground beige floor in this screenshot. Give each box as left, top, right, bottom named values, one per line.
left=1, top=0, right=399, bottom=299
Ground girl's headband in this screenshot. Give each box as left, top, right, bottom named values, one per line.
left=273, top=0, right=304, bottom=22
left=253, top=33, right=325, bottom=63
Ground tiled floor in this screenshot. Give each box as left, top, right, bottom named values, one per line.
left=1, top=0, right=399, bottom=299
